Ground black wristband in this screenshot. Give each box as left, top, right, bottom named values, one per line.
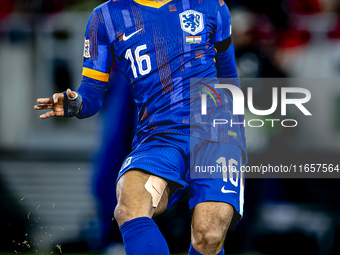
left=63, top=91, right=83, bottom=117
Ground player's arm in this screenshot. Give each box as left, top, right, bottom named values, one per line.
left=214, top=38, right=237, bottom=78
left=35, top=8, right=112, bottom=119
left=215, top=44, right=246, bottom=153
left=212, top=1, right=246, bottom=152
left=212, top=1, right=237, bottom=78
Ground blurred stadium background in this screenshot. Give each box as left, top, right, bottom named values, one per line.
left=1, top=0, right=340, bottom=254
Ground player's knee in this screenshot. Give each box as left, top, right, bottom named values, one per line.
left=191, top=202, right=234, bottom=253
left=114, top=196, right=154, bottom=226
left=192, top=223, right=227, bottom=252
left=114, top=204, right=133, bottom=226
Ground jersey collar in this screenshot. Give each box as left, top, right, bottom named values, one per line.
left=133, top=0, right=172, bottom=9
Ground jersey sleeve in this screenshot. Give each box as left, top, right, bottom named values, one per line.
left=211, top=0, right=232, bottom=44
left=82, top=8, right=113, bottom=82
left=212, top=2, right=247, bottom=160
left=212, top=0, right=237, bottom=77
left=76, top=7, right=114, bottom=119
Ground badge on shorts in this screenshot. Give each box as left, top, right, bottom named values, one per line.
left=179, top=10, right=204, bottom=35
left=84, top=39, right=90, bottom=58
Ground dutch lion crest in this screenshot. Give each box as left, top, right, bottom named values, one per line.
left=179, top=10, right=204, bottom=35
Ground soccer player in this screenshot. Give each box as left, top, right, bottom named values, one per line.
left=35, top=0, right=247, bottom=254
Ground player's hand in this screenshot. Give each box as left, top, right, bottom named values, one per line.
left=34, top=89, right=76, bottom=119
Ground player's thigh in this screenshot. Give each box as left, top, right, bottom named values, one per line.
left=191, top=201, right=234, bottom=244
left=115, top=170, right=170, bottom=226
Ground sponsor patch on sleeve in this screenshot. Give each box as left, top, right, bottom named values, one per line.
left=84, top=39, right=90, bottom=58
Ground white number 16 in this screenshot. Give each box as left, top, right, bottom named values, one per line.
left=125, top=44, right=152, bottom=78
left=216, top=157, right=239, bottom=187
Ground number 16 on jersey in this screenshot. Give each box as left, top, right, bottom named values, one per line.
left=125, top=44, right=152, bottom=78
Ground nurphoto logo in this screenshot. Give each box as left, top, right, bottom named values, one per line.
left=200, top=84, right=312, bottom=128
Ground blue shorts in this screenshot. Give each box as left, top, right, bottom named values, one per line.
left=117, top=133, right=244, bottom=222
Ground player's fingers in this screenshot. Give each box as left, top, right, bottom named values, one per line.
left=39, top=111, right=55, bottom=119
left=66, top=89, right=76, bottom=99
left=34, top=104, right=54, bottom=110
left=53, top=93, right=64, bottom=104
left=37, top=98, right=53, bottom=104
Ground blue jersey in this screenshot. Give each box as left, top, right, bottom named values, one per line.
left=80, top=0, right=246, bottom=160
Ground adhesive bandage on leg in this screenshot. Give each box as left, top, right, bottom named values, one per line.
left=144, top=176, right=168, bottom=208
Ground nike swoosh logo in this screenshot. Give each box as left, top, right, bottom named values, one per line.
left=221, top=186, right=237, bottom=193
left=123, top=28, right=143, bottom=41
